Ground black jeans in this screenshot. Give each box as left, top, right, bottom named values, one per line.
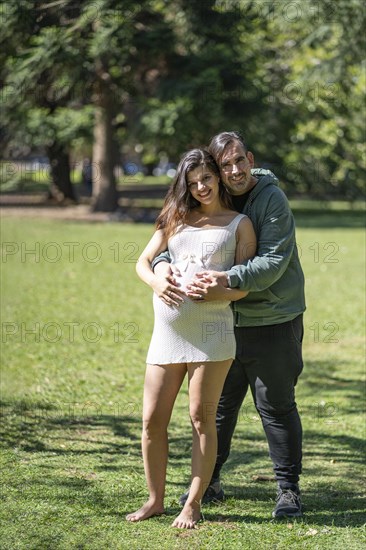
left=212, top=314, right=304, bottom=487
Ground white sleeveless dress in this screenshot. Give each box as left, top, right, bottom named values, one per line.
left=146, top=214, right=245, bottom=364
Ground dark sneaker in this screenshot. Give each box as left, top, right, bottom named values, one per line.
left=272, top=488, right=303, bottom=518
left=179, top=480, right=225, bottom=506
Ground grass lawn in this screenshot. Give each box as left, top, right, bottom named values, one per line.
left=0, top=212, right=365, bottom=549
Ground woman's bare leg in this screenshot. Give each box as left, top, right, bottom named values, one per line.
left=172, top=359, right=232, bottom=529
left=126, top=362, right=187, bottom=522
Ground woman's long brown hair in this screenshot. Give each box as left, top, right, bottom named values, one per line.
left=156, top=149, right=232, bottom=239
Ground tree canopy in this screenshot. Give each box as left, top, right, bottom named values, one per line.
left=1, top=0, right=365, bottom=208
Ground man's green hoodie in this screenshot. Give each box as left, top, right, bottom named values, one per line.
left=227, top=168, right=306, bottom=326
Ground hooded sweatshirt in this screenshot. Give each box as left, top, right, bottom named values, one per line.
left=227, top=168, right=306, bottom=326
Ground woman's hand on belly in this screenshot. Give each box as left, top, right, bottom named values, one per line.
left=152, top=262, right=186, bottom=306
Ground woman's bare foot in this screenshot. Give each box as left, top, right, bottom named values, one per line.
left=172, top=502, right=202, bottom=529
left=126, top=499, right=165, bottom=522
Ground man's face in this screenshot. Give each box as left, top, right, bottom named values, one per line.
left=219, top=141, right=256, bottom=196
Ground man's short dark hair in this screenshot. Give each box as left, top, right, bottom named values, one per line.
left=208, top=131, right=249, bottom=164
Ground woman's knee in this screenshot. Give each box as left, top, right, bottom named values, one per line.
left=142, top=415, right=168, bottom=439
left=189, top=403, right=217, bottom=433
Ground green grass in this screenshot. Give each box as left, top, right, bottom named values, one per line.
left=0, top=213, right=365, bottom=549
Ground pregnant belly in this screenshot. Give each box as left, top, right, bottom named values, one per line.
left=152, top=291, right=230, bottom=328
left=172, top=261, right=205, bottom=293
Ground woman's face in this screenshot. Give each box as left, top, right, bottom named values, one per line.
left=186, top=165, right=220, bottom=205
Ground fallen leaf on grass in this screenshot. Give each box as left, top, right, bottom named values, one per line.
left=305, top=528, right=318, bottom=536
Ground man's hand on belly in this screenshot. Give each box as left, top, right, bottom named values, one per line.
left=186, top=271, right=229, bottom=302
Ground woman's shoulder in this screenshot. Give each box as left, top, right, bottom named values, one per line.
left=183, top=209, right=247, bottom=228
left=215, top=210, right=246, bottom=226
left=236, top=215, right=256, bottom=241
left=226, top=211, right=248, bottom=224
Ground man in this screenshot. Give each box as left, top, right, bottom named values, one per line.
left=152, top=131, right=305, bottom=518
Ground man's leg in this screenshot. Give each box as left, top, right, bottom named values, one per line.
left=212, top=344, right=250, bottom=480
left=244, top=315, right=304, bottom=516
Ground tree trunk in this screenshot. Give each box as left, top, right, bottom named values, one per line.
left=46, top=144, right=77, bottom=203
left=91, top=72, right=118, bottom=212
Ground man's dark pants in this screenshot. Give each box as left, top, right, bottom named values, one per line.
left=212, top=314, right=304, bottom=488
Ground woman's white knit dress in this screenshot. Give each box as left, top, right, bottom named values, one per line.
left=146, top=214, right=245, bottom=364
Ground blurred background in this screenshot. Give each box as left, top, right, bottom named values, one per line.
left=0, top=0, right=365, bottom=212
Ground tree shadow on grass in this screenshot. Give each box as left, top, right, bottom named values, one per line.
left=0, top=398, right=142, bottom=457
left=1, top=381, right=365, bottom=527
left=299, top=357, right=364, bottom=426
left=1, top=397, right=148, bottom=519
left=300, top=358, right=363, bottom=396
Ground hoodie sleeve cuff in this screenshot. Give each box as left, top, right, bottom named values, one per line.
left=226, top=270, right=240, bottom=288
left=151, top=256, right=171, bottom=271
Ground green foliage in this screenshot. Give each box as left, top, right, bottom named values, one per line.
left=0, top=0, right=365, bottom=198
left=262, top=0, right=366, bottom=197
left=0, top=1, right=94, bottom=164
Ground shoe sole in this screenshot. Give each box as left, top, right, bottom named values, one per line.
left=272, top=511, right=303, bottom=519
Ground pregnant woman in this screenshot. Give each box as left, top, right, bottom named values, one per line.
left=126, top=149, right=256, bottom=528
